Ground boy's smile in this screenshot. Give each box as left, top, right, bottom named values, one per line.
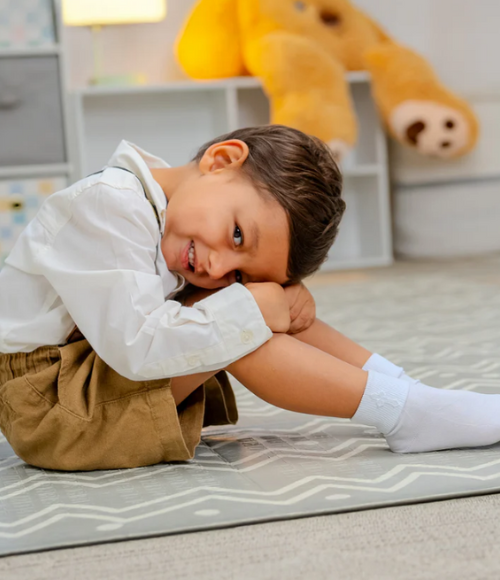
left=151, top=140, right=290, bottom=290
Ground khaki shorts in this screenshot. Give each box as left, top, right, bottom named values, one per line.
left=0, top=334, right=238, bottom=471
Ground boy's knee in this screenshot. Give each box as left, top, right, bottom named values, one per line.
left=224, top=332, right=291, bottom=373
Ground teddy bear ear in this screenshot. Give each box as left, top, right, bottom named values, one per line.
left=176, top=0, right=244, bottom=79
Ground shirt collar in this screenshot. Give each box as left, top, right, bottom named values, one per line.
left=106, top=140, right=169, bottom=235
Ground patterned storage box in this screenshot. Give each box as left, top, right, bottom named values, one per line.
left=0, top=0, right=56, bottom=49
left=0, top=175, right=67, bottom=266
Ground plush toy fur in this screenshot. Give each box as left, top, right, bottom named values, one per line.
left=176, top=0, right=479, bottom=160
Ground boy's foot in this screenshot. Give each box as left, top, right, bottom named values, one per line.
left=386, top=381, right=500, bottom=453
left=352, top=370, right=500, bottom=454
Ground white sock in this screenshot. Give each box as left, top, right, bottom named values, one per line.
left=352, top=370, right=500, bottom=453
left=351, top=371, right=410, bottom=434
left=362, top=353, right=418, bottom=384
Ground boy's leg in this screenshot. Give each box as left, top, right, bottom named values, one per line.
left=225, top=333, right=500, bottom=454
left=226, top=333, right=367, bottom=418
left=171, top=328, right=370, bottom=416
left=179, top=286, right=407, bottom=392
left=292, top=318, right=372, bottom=369
left=170, top=318, right=377, bottom=411
left=170, top=317, right=374, bottom=407
left=292, top=318, right=413, bottom=381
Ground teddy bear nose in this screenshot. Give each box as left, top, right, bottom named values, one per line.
left=406, top=121, right=426, bottom=145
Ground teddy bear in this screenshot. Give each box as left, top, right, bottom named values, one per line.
left=176, top=0, right=479, bottom=161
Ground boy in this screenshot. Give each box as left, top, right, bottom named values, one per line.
left=1, top=125, right=500, bottom=472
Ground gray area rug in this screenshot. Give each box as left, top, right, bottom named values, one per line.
left=2, top=256, right=500, bottom=557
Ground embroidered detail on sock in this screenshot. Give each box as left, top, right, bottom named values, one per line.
left=368, top=390, right=402, bottom=409
left=351, top=371, right=410, bottom=435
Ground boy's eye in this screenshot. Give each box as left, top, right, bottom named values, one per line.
left=235, top=270, right=243, bottom=284
left=233, top=225, right=243, bottom=247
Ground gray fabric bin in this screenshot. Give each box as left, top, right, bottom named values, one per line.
left=0, top=55, right=66, bottom=166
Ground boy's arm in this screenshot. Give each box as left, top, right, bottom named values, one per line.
left=181, top=283, right=316, bottom=335
left=179, top=283, right=290, bottom=334
left=181, top=283, right=372, bottom=369
left=179, top=283, right=315, bottom=334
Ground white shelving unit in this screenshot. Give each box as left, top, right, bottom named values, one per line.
left=72, top=72, right=393, bottom=271
left=0, top=4, right=73, bottom=181
left=0, top=0, right=75, bottom=264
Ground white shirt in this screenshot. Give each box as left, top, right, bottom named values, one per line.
left=0, top=141, right=272, bottom=380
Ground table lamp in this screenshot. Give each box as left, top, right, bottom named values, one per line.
left=62, top=0, right=167, bottom=85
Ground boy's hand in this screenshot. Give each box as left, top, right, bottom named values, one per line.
left=245, top=282, right=291, bottom=333
left=283, top=283, right=316, bottom=334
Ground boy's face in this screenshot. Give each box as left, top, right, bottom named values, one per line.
left=160, top=142, right=290, bottom=290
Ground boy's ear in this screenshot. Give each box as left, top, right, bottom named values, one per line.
left=199, top=140, right=249, bottom=174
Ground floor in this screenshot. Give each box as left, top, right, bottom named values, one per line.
left=2, top=255, right=500, bottom=579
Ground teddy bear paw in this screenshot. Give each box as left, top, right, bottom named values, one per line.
left=390, top=100, right=470, bottom=158
left=327, top=139, right=351, bottom=164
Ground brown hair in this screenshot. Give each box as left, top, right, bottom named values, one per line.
left=193, top=125, right=345, bottom=284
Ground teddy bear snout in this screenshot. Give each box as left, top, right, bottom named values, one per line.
left=390, top=100, right=470, bottom=158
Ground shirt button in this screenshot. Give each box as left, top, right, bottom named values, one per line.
left=187, top=355, right=200, bottom=367
left=240, top=330, right=254, bottom=344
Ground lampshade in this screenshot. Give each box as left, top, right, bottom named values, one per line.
left=62, top=0, right=167, bottom=27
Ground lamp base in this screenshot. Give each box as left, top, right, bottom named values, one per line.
left=90, top=73, right=148, bottom=86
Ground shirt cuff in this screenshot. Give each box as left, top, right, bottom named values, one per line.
left=194, top=283, right=273, bottom=358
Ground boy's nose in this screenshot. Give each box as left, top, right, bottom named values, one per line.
left=207, top=250, right=231, bottom=280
